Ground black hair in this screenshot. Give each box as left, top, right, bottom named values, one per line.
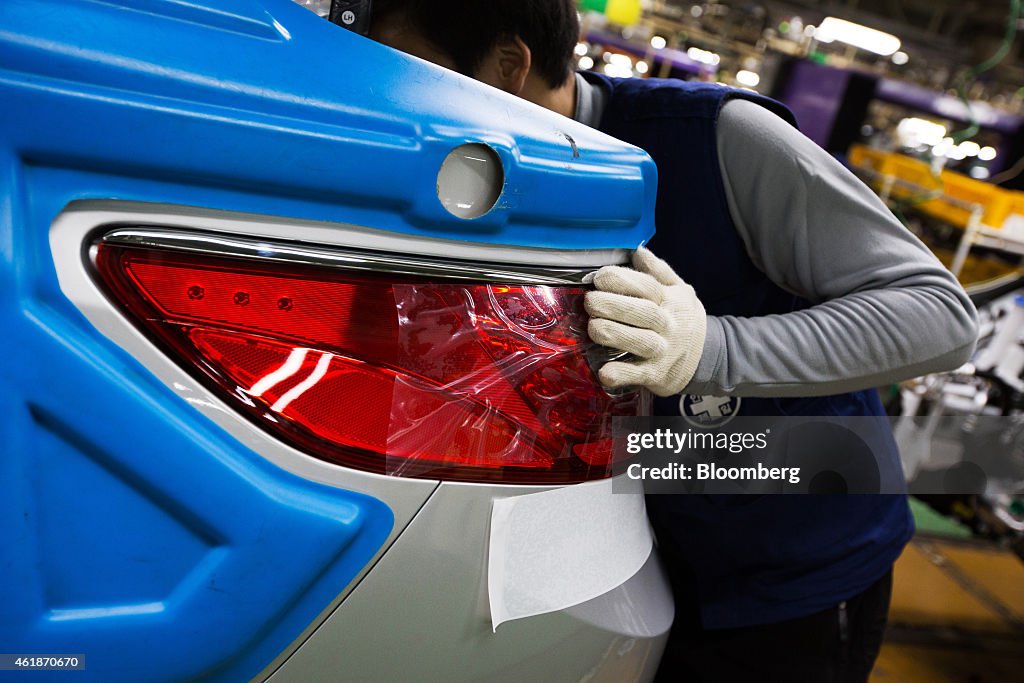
left=371, top=0, right=580, bottom=89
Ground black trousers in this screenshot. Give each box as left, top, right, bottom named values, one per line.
left=654, top=565, right=893, bottom=683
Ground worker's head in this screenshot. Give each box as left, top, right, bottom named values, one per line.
left=369, top=0, right=580, bottom=106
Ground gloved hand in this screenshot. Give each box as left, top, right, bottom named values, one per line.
left=584, top=247, right=707, bottom=397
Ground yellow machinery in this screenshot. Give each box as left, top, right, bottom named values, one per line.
left=849, top=144, right=1024, bottom=280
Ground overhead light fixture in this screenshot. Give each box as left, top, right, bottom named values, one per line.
left=650, top=35, right=667, bottom=50
left=932, top=136, right=955, bottom=158
left=891, top=51, right=909, bottom=66
left=814, top=17, right=901, bottom=56
left=603, top=62, right=635, bottom=78
left=897, top=118, right=946, bottom=148
left=958, top=141, right=981, bottom=157
left=736, top=70, right=760, bottom=88
left=978, top=146, right=998, bottom=161
left=687, top=47, right=720, bottom=66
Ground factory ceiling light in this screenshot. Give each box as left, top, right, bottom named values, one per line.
left=736, top=70, right=761, bottom=88
left=815, top=17, right=902, bottom=56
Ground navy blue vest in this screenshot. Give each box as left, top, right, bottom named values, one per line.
left=585, top=73, right=913, bottom=629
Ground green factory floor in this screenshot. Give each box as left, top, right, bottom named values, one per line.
left=907, top=498, right=974, bottom=539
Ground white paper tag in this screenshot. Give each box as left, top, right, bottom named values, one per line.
left=487, top=476, right=653, bottom=630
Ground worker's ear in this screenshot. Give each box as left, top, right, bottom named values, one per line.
left=476, top=36, right=532, bottom=96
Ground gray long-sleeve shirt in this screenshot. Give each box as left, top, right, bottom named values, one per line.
left=575, top=75, right=978, bottom=397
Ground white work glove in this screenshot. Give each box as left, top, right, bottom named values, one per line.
left=584, top=247, right=707, bottom=397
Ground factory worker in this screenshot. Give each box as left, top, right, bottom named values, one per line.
left=368, top=2, right=979, bottom=681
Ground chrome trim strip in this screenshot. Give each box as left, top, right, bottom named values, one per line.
left=99, top=228, right=595, bottom=285
left=58, top=200, right=632, bottom=267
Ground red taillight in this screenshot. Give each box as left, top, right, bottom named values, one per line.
left=93, top=235, right=647, bottom=483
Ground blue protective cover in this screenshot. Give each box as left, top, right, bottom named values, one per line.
left=0, top=0, right=656, bottom=680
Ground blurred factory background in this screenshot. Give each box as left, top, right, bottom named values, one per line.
left=577, top=2, right=1024, bottom=681
left=579, top=0, right=1024, bottom=284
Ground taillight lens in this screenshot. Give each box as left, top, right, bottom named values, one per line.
left=92, top=235, right=647, bottom=483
